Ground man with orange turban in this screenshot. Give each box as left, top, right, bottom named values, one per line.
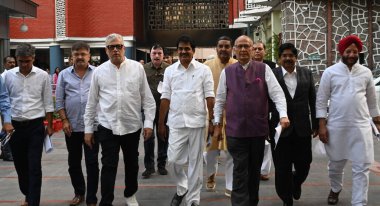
left=316, top=35, right=380, bottom=206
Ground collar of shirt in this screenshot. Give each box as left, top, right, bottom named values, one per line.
left=281, top=66, right=297, bottom=77
left=338, top=61, right=361, bottom=73
left=177, top=58, right=197, bottom=70
left=15, top=66, right=37, bottom=77
left=240, top=60, right=251, bottom=70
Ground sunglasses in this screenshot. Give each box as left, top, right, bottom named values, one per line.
left=106, top=44, right=124, bottom=50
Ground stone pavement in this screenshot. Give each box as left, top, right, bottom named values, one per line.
left=1, top=131, right=380, bottom=206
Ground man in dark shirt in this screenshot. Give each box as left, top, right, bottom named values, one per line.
left=142, top=44, right=170, bottom=178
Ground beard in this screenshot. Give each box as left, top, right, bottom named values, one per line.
left=342, top=55, right=358, bottom=67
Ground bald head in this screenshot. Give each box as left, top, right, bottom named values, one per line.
left=233, top=35, right=254, bottom=64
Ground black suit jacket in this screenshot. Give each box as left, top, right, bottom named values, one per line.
left=269, top=66, right=317, bottom=138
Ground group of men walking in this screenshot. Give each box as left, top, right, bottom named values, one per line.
left=1, top=32, right=378, bottom=206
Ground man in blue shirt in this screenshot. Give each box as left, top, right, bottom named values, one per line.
left=55, top=41, right=99, bottom=206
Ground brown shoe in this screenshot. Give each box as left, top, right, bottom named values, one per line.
left=20, top=199, right=28, bottom=206
left=206, top=174, right=216, bottom=190
left=70, top=195, right=84, bottom=206
left=327, top=189, right=341, bottom=205
left=260, top=174, right=270, bottom=181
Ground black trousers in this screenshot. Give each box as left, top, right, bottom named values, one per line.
left=97, top=125, right=140, bottom=206
left=143, top=113, right=168, bottom=170
left=227, top=136, right=265, bottom=206
left=10, top=118, right=45, bottom=206
left=270, top=131, right=312, bottom=204
left=65, top=132, right=99, bottom=204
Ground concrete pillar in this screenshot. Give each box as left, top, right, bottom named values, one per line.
left=49, top=45, right=63, bottom=74
left=0, top=13, right=10, bottom=71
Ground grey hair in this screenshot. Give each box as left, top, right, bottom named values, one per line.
left=105, top=33, right=124, bottom=46
left=15, top=43, right=35, bottom=57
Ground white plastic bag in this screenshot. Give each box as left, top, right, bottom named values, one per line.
left=312, top=137, right=326, bottom=158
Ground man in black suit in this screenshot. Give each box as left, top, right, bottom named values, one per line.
left=269, top=43, right=318, bottom=206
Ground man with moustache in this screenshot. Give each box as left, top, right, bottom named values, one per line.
left=269, top=43, right=318, bottom=206
left=55, top=41, right=99, bottom=206
left=142, top=44, right=170, bottom=178
left=203, top=36, right=236, bottom=197
left=158, top=35, right=214, bottom=206
left=0, top=55, right=16, bottom=161
left=317, top=35, right=380, bottom=206
left=252, top=41, right=276, bottom=181
left=4, top=43, right=54, bottom=206
left=213, top=35, right=289, bottom=206
left=84, top=33, right=156, bottom=206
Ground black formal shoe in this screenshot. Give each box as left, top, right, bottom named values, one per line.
left=3, top=155, right=13, bottom=161
left=293, top=183, right=301, bottom=200
left=158, top=167, right=168, bottom=175
left=327, top=189, right=341, bottom=205
left=142, top=168, right=155, bottom=178
left=283, top=203, right=293, bottom=206
left=170, top=191, right=187, bottom=206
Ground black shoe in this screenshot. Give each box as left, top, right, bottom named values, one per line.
left=170, top=191, right=187, bottom=206
left=191, top=203, right=199, bottom=206
left=142, top=169, right=155, bottom=178
left=293, top=183, right=301, bottom=200
left=327, top=189, right=341, bottom=205
left=158, top=167, right=168, bottom=175
left=283, top=203, right=293, bottom=206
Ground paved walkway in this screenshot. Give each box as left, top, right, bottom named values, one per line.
left=1, top=131, right=380, bottom=205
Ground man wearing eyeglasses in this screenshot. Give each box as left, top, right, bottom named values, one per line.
left=142, top=44, right=170, bottom=178
left=158, top=35, right=215, bottom=206
left=84, top=33, right=156, bottom=206
left=213, top=35, right=289, bottom=206
left=203, top=36, right=236, bottom=197
left=55, top=41, right=99, bottom=206
left=252, top=41, right=277, bottom=181
left=3, top=43, right=54, bottom=206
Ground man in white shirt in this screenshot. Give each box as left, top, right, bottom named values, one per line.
left=4, top=43, right=54, bottom=206
left=213, top=35, right=289, bottom=206
left=158, top=35, right=215, bottom=206
left=252, top=41, right=276, bottom=181
left=84, top=33, right=156, bottom=206
left=317, top=35, right=380, bottom=206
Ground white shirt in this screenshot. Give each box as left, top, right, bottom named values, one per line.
left=282, top=67, right=298, bottom=98
left=4, top=66, right=54, bottom=121
left=316, top=61, right=379, bottom=163
left=161, top=59, right=215, bottom=128
left=214, top=62, right=287, bottom=123
left=84, top=59, right=156, bottom=135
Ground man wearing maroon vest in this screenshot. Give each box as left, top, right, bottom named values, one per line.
left=213, top=35, right=289, bottom=206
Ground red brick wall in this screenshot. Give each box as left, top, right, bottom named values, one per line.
left=9, top=0, right=56, bottom=39
left=66, top=0, right=135, bottom=37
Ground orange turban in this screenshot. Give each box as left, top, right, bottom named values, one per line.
left=338, top=35, right=363, bottom=55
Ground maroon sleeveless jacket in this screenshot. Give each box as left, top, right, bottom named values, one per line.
left=225, top=61, right=268, bottom=137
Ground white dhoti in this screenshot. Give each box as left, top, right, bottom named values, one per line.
left=328, top=160, right=370, bottom=206
left=168, top=127, right=205, bottom=206
left=205, top=149, right=233, bottom=190
left=260, top=140, right=272, bottom=175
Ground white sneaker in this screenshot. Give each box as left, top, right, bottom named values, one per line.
left=125, top=195, right=139, bottom=206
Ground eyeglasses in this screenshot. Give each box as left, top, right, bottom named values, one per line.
left=106, top=44, right=124, bottom=50
left=234, top=44, right=251, bottom=50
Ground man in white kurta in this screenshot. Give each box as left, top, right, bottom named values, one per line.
left=158, top=35, right=214, bottom=206
left=316, top=35, right=380, bottom=206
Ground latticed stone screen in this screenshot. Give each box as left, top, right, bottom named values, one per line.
left=147, top=0, right=229, bottom=30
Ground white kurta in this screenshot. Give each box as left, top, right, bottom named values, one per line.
left=316, top=62, right=380, bottom=163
